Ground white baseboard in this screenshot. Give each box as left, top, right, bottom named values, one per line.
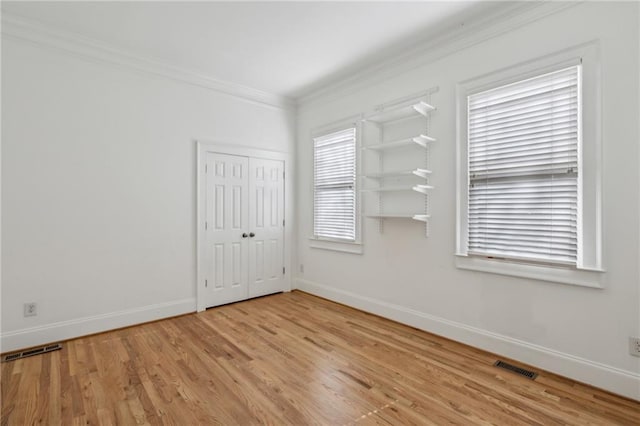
left=1, top=298, right=196, bottom=353
left=295, top=278, right=640, bottom=401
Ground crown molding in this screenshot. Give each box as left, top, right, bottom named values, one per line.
left=296, top=1, right=579, bottom=110
left=1, top=13, right=295, bottom=111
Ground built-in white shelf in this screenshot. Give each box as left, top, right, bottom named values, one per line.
left=366, top=101, right=435, bottom=124
left=412, top=184, right=434, bottom=195
left=412, top=214, right=431, bottom=222
left=362, top=168, right=432, bottom=179
left=362, top=134, right=435, bottom=151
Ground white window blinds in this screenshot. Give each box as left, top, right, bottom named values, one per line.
left=313, top=127, right=357, bottom=241
left=467, top=65, right=580, bottom=265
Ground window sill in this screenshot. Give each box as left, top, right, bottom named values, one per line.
left=455, top=254, right=604, bottom=288
left=309, top=237, right=363, bottom=254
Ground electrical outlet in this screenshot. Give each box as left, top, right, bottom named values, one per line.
left=300, top=264, right=304, bottom=273
left=24, top=302, right=37, bottom=317
left=629, top=337, right=640, bottom=357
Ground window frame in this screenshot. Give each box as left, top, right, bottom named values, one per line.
left=309, top=116, right=363, bottom=254
left=455, top=42, right=604, bottom=288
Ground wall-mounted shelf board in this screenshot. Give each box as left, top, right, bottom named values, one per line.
left=412, top=214, right=431, bottom=222
left=361, top=186, right=415, bottom=192
left=365, top=213, right=431, bottom=222
left=362, top=134, right=435, bottom=151
left=412, top=184, right=434, bottom=195
left=362, top=170, right=413, bottom=179
left=362, top=168, right=432, bottom=179
left=366, top=214, right=416, bottom=219
left=412, top=168, right=432, bottom=178
left=365, top=101, right=435, bottom=124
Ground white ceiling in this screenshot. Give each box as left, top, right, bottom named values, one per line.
left=2, top=1, right=500, bottom=99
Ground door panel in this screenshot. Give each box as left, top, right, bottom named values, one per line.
left=205, top=153, right=249, bottom=307
left=204, top=153, right=285, bottom=308
left=248, top=158, right=285, bottom=298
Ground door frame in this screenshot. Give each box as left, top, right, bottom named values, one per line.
left=196, top=140, right=293, bottom=312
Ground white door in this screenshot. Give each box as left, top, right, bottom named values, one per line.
left=248, top=158, right=285, bottom=298
left=205, top=153, right=285, bottom=308
left=205, top=153, right=249, bottom=307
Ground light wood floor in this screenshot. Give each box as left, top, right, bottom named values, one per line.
left=2, top=291, right=639, bottom=425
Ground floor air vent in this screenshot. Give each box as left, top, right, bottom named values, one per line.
left=2, top=343, right=62, bottom=362
left=493, top=360, right=538, bottom=380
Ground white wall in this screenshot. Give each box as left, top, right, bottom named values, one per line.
left=1, top=36, right=295, bottom=351
left=295, top=2, right=640, bottom=399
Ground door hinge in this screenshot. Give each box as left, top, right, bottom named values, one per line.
left=283, top=219, right=285, bottom=227
left=205, top=279, right=208, bottom=287
left=205, top=221, right=208, bottom=230
left=205, top=164, right=208, bottom=173
left=283, top=267, right=285, bottom=275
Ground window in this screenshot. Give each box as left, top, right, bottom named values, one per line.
left=467, top=66, right=580, bottom=265
left=313, top=127, right=357, bottom=242
left=456, top=44, right=603, bottom=287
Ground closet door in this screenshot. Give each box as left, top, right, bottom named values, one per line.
left=205, top=153, right=249, bottom=308
left=248, top=158, right=285, bottom=298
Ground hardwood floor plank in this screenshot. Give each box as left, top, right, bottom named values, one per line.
left=47, top=351, right=62, bottom=425
left=2, top=291, right=639, bottom=425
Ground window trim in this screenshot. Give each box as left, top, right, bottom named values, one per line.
left=310, top=115, right=363, bottom=254
left=455, top=42, right=604, bottom=287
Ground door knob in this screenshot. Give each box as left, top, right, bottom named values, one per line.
left=249, top=232, right=255, bottom=238
left=242, top=233, right=248, bottom=238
